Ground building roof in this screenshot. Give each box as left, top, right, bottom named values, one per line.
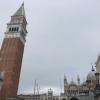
left=13, top=3, right=25, bottom=17
left=96, top=54, right=100, bottom=68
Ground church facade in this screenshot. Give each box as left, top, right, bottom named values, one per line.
left=64, top=55, right=100, bottom=100
left=64, top=67, right=96, bottom=100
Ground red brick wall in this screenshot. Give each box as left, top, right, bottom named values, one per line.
left=0, top=38, right=24, bottom=100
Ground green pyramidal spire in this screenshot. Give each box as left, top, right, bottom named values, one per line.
left=13, top=3, right=25, bottom=17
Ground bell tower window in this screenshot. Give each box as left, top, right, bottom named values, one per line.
left=12, top=28, right=14, bottom=31
left=14, top=28, right=16, bottom=31
left=9, top=28, right=11, bottom=32
left=9, top=27, right=19, bottom=32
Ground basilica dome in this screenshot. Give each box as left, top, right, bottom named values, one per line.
left=87, top=67, right=96, bottom=81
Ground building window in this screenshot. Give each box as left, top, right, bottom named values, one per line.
left=14, top=27, right=16, bottom=31
left=12, top=28, right=14, bottom=31
left=8, top=27, right=19, bottom=32
left=9, top=28, right=11, bottom=32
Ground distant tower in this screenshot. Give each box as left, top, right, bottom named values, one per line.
left=64, top=74, right=68, bottom=85
left=0, top=3, right=27, bottom=99
left=77, top=74, right=80, bottom=85
left=48, top=88, right=53, bottom=100
left=64, top=74, right=68, bottom=95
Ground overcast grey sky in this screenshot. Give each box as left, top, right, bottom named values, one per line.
left=0, top=0, right=100, bottom=94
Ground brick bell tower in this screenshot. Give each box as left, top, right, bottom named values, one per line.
left=0, top=3, right=27, bottom=100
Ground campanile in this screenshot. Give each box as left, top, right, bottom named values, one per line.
left=0, top=3, right=27, bottom=99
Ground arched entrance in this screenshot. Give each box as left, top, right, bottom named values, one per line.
left=62, top=99, right=66, bottom=100
left=70, top=97, right=78, bottom=100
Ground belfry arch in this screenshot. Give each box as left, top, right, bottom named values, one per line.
left=70, top=97, right=79, bottom=100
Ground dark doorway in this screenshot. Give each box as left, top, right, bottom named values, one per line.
left=70, top=97, right=78, bottom=100
left=62, top=99, right=66, bottom=100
